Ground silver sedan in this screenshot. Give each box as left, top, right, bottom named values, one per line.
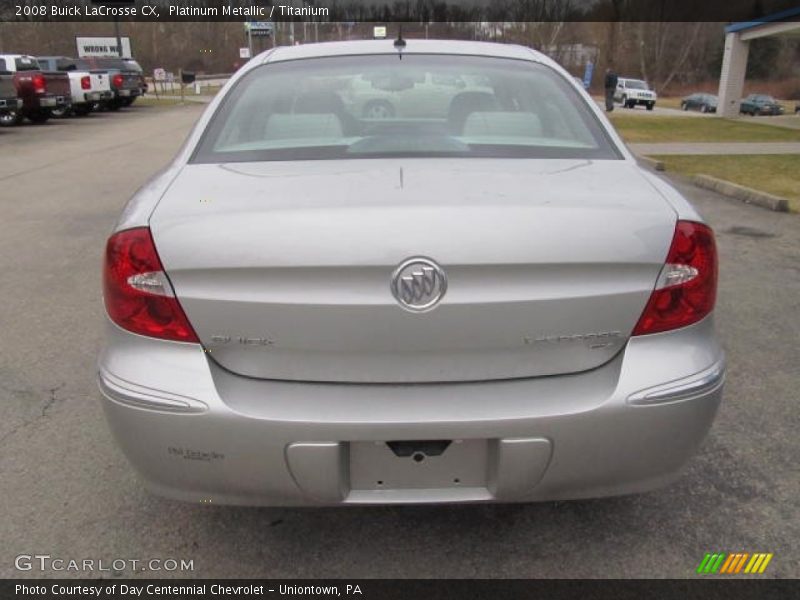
left=98, top=40, right=724, bottom=506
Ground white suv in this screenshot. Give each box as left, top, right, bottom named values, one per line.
left=614, top=78, right=657, bottom=110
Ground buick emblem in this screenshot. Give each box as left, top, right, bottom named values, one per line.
left=391, top=257, right=447, bottom=312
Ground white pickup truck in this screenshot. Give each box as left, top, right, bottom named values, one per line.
left=36, top=56, right=113, bottom=117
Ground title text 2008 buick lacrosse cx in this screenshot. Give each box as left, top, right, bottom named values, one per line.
left=98, top=40, right=724, bottom=506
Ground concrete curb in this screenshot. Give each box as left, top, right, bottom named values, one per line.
left=692, top=174, right=790, bottom=212
left=636, top=155, right=665, bottom=171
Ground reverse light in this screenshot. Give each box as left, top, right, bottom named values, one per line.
left=103, top=228, right=199, bottom=343
left=632, top=221, right=717, bottom=336
left=81, top=75, right=91, bottom=90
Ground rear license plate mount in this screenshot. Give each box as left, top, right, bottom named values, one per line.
left=349, top=439, right=488, bottom=491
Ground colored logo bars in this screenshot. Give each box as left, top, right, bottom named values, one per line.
left=697, top=552, right=773, bottom=574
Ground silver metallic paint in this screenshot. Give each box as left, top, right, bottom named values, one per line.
left=99, top=40, right=724, bottom=505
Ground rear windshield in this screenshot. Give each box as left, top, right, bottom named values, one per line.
left=15, top=57, right=41, bottom=72
left=193, top=54, right=621, bottom=163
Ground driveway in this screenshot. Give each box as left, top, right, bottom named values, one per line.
left=0, top=104, right=797, bottom=579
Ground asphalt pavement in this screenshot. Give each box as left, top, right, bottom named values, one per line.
left=0, top=104, right=797, bottom=579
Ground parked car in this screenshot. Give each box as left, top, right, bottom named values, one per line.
left=739, top=94, right=784, bottom=116
left=80, top=56, right=145, bottom=110
left=0, top=70, right=22, bottom=118
left=0, top=54, right=70, bottom=125
left=614, top=78, right=657, bottom=110
left=99, top=40, right=724, bottom=507
left=680, top=93, right=717, bottom=113
left=36, top=56, right=113, bottom=117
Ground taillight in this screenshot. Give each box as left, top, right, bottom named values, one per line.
left=81, top=75, right=91, bottom=90
left=32, top=73, right=46, bottom=94
left=632, top=221, right=717, bottom=336
left=103, top=228, right=199, bottom=343
left=112, top=73, right=123, bottom=89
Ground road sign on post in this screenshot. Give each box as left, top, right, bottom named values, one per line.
left=239, top=48, right=251, bottom=59
left=246, top=21, right=274, bottom=37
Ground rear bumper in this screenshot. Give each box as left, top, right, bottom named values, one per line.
left=83, top=91, right=113, bottom=103
left=0, top=97, right=21, bottom=111
left=115, top=88, right=141, bottom=98
left=31, top=94, right=68, bottom=109
left=98, top=317, right=724, bottom=506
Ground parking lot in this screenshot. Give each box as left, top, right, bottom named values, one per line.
left=0, top=104, right=797, bottom=579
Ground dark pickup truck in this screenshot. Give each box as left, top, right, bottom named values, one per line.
left=0, top=71, right=22, bottom=118
left=0, top=54, right=70, bottom=125
left=80, top=57, right=146, bottom=109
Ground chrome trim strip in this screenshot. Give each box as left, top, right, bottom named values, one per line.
left=97, top=368, right=208, bottom=414
left=627, top=358, right=725, bottom=405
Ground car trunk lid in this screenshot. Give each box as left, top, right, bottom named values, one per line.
left=150, top=159, right=676, bottom=383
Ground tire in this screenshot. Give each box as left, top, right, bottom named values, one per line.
left=50, top=105, right=72, bottom=118
left=72, top=104, right=92, bottom=117
left=0, top=110, right=21, bottom=127
left=119, top=97, right=134, bottom=107
left=27, top=109, right=51, bottom=124
left=646, top=102, right=654, bottom=111
left=363, top=100, right=394, bottom=120
left=106, top=99, right=122, bottom=112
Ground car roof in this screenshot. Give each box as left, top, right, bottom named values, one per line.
left=260, top=39, right=551, bottom=67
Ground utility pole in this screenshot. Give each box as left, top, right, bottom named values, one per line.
left=114, top=16, right=123, bottom=57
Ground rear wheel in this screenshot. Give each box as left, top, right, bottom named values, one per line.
left=106, top=99, right=122, bottom=111
left=0, top=110, right=21, bottom=127
left=27, top=109, right=51, bottom=124
left=72, top=104, right=92, bottom=117
left=50, top=105, right=72, bottom=118
left=646, top=102, right=655, bottom=111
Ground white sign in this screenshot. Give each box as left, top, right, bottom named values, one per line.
left=76, top=36, right=132, bottom=58
left=239, top=47, right=251, bottom=59
left=248, top=21, right=274, bottom=32
left=373, top=26, right=387, bottom=39
left=153, top=68, right=166, bottom=81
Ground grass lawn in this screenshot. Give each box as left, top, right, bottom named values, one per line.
left=609, top=115, right=800, bottom=143
left=656, top=97, right=684, bottom=110
left=151, top=85, right=223, bottom=98
left=133, top=96, right=193, bottom=107
left=653, top=154, right=800, bottom=211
